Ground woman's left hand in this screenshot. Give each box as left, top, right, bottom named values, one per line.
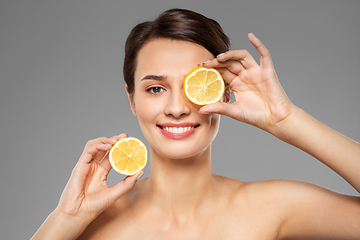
left=199, top=32, right=295, bottom=134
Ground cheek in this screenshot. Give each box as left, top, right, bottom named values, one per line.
left=134, top=96, right=162, bottom=125
left=209, top=114, right=221, bottom=134
left=202, top=114, right=221, bottom=143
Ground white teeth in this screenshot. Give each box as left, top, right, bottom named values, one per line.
left=164, top=126, right=194, bottom=133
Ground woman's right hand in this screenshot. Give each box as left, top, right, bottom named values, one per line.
left=199, top=33, right=294, bottom=136
left=32, top=133, right=144, bottom=239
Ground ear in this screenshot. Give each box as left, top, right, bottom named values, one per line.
left=125, top=84, right=137, bottom=117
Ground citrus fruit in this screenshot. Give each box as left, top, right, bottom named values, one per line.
left=109, top=137, right=148, bottom=175
left=183, top=66, right=225, bottom=105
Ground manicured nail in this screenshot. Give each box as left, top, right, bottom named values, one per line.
left=217, top=53, right=225, bottom=58
left=201, top=60, right=211, bottom=65
left=136, top=171, right=145, bottom=181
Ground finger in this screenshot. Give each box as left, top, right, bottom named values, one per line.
left=83, top=137, right=116, bottom=153
left=202, top=59, right=245, bottom=75
left=110, top=133, right=128, bottom=141
left=83, top=137, right=105, bottom=150
left=199, top=102, right=242, bottom=121
left=71, top=138, right=118, bottom=188
left=93, top=138, right=118, bottom=163
left=107, top=171, right=145, bottom=203
left=79, top=142, right=114, bottom=164
left=198, top=59, right=240, bottom=86
left=216, top=68, right=238, bottom=85
left=216, top=50, right=258, bottom=69
left=83, top=136, right=121, bottom=163
left=248, top=32, right=274, bottom=69
left=99, top=151, right=112, bottom=172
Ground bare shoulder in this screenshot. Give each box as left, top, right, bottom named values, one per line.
left=213, top=175, right=313, bottom=202
left=222, top=179, right=296, bottom=223
left=252, top=179, right=359, bottom=206
left=233, top=178, right=357, bottom=199
left=211, top=177, right=295, bottom=238
left=231, top=179, right=360, bottom=239
left=232, top=178, right=359, bottom=213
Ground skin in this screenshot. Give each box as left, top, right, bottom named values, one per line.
left=32, top=34, right=360, bottom=240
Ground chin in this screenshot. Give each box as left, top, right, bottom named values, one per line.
left=150, top=141, right=212, bottom=161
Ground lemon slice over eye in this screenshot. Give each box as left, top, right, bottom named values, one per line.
left=183, top=67, right=225, bottom=105
left=109, top=137, right=148, bottom=176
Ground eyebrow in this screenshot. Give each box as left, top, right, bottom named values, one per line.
left=141, top=75, right=167, bottom=81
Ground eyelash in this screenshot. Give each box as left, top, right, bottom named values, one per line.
left=146, top=86, right=165, bottom=94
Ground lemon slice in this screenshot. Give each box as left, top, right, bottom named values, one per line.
left=109, top=137, right=147, bottom=175
left=184, top=67, right=225, bottom=105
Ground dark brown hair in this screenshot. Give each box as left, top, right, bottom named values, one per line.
left=124, top=8, right=231, bottom=98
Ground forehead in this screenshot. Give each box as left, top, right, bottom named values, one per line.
left=134, top=38, right=214, bottom=80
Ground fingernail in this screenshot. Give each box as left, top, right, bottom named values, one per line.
left=201, top=60, right=211, bottom=65
left=216, top=53, right=225, bottom=58
left=136, top=171, right=145, bottom=181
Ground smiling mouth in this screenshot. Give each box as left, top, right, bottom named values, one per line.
left=157, top=124, right=200, bottom=134
left=161, top=126, right=195, bottom=133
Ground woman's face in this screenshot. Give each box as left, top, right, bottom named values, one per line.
left=129, top=38, right=221, bottom=159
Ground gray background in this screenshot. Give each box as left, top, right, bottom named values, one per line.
left=1, top=0, right=359, bottom=239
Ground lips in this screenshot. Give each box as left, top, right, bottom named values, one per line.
left=157, top=122, right=199, bottom=139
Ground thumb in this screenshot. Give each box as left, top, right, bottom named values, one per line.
left=199, top=102, right=240, bottom=120
left=107, top=170, right=145, bottom=202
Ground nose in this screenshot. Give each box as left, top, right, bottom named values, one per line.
left=164, top=88, right=191, bottom=118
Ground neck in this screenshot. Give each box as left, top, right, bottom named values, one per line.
left=144, top=145, right=217, bottom=219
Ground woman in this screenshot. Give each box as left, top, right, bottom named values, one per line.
left=32, top=9, right=360, bottom=239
